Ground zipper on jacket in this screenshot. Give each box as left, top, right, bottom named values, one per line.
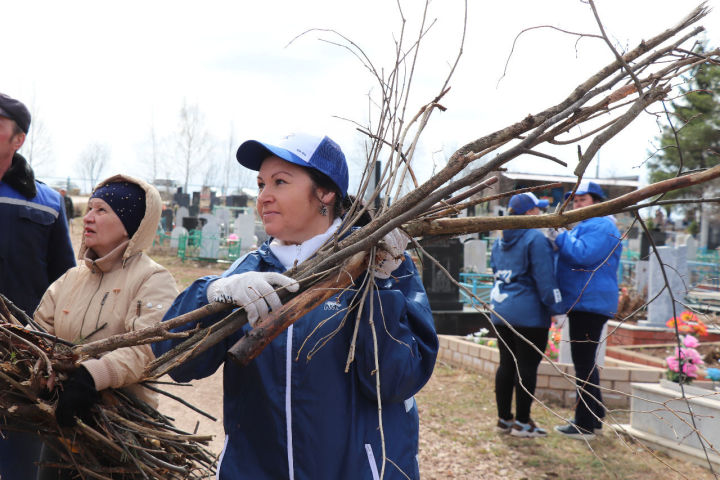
left=79, top=271, right=104, bottom=341
left=84, top=291, right=110, bottom=341
left=95, top=292, right=109, bottom=330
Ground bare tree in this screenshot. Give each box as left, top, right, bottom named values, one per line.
left=176, top=100, right=212, bottom=193
left=76, top=143, right=110, bottom=193
left=19, top=97, right=53, bottom=174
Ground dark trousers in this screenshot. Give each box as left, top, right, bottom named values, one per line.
left=0, top=431, right=42, bottom=480
left=568, top=311, right=608, bottom=430
left=37, top=443, right=82, bottom=480
left=494, top=325, right=549, bottom=423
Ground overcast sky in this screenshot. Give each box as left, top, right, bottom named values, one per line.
left=3, top=0, right=718, bottom=193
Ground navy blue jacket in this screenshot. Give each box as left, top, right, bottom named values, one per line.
left=490, top=228, right=563, bottom=328
left=0, top=154, right=75, bottom=317
left=555, top=216, right=622, bottom=317
left=152, top=241, right=438, bottom=480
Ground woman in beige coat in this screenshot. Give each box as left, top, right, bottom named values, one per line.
left=34, top=174, right=178, bottom=477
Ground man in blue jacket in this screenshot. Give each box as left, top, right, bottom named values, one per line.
left=550, top=181, right=621, bottom=440
left=0, top=92, right=76, bottom=479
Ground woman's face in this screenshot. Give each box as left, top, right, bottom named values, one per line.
left=524, top=206, right=541, bottom=216
left=83, top=198, right=129, bottom=257
left=256, top=156, right=334, bottom=244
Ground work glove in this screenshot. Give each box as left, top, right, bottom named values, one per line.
left=374, top=229, right=411, bottom=279
left=55, top=365, right=100, bottom=427
left=544, top=227, right=564, bottom=251
left=207, top=271, right=299, bottom=327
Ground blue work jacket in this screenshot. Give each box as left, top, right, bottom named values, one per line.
left=152, top=241, right=438, bottom=480
left=555, top=216, right=622, bottom=317
left=490, top=228, right=563, bottom=328
left=0, top=169, right=75, bottom=317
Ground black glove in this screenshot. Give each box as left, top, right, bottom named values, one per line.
left=55, top=365, right=100, bottom=427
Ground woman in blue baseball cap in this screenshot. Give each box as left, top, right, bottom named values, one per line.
left=490, top=192, right=563, bottom=438
left=552, top=181, right=621, bottom=440
left=153, top=132, right=437, bottom=480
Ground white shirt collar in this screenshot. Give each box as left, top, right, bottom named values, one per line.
left=269, top=218, right=342, bottom=270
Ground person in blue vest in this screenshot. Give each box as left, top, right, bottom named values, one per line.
left=0, top=93, right=75, bottom=480
left=490, top=192, right=563, bottom=438
left=153, top=132, right=438, bottom=479
left=550, top=181, right=622, bottom=440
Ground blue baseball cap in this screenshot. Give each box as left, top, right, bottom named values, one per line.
left=236, top=132, right=349, bottom=198
left=564, top=180, right=606, bottom=200
left=508, top=192, right=549, bottom=214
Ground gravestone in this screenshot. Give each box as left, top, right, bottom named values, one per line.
left=643, top=245, right=688, bottom=327
left=635, top=260, right=649, bottom=297
left=170, top=226, right=188, bottom=248
left=182, top=217, right=202, bottom=231
left=175, top=206, right=189, bottom=232
left=684, top=235, right=697, bottom=261
left=214, top=208, right=231, bottom=233
left=420, top=237, right=463, bottom=311
left=234, top=213, right=256, bottom=252
left=199, top=219, right=220, bottom=259
left=639, top=229, right=666, bottom=260
left=463, top=239, right=487, bottom=273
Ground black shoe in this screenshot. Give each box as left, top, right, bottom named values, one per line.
left=554, top=422, right=596, bottom=440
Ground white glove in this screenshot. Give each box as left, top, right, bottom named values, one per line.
left=207, top=272, right=299, bottom=327
left=544, top=227, right=564, bottom=251
left=374, top=229, right=411, bottom=279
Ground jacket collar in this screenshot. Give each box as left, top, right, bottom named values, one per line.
left=1, top=153, right=36, bottom=199
left=83, top=239, right=131, bottom=273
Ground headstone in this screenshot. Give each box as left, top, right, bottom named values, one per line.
left=170, top=226, right=188, bottom=248
left=214, top=208, right=231, bottom=229
left=639, top=229, right=667, bottom=260
left=175, top=206, right=189, bottom=231
left=234, top=213, right=256, bottom=252
left=420, top=236, right=463, bottom=311
left=634, top=260, right=649, bottom=297
left=643, top=245, right=688, bottom=327
left=463, top=239, right=487, bottom=273
left=199, top=219, right=221, bottom=259
left=684, top=235, right=697, bottom=262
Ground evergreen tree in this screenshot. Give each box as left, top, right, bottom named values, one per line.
left=647, top=44, right=720, bottom=203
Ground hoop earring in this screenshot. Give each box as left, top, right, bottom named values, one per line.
left=319, top=204, right=328, bottom=216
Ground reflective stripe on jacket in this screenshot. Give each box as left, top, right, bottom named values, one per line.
left=0, top=173, right=75, bottom=316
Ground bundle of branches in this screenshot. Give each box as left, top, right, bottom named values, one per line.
left=0, top=296, right=216, bottom=480
left=63, top=2, right=720, bottom=380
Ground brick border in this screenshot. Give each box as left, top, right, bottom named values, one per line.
left=438, top=335, right=664, bottom=408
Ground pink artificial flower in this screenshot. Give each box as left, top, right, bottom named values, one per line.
left=684, top=347, right=704, bottom=366
left=683, top=335, right=700, bottom=348
left=666, top=353, right=680, bottom=372
left=683, top=363, right=699, bottom=378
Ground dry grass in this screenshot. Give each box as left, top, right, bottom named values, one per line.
left=417, top=364, right=716, bottom=480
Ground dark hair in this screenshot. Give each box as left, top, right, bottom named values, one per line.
left=306, top=167, right=345, bottom=218
left=305, top=167, right=372, bottom=226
